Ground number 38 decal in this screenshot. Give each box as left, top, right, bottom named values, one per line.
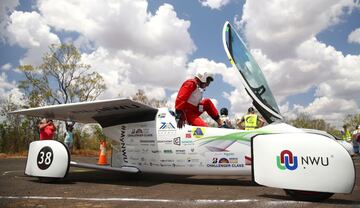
left=37, top=146, right=54, bottom=170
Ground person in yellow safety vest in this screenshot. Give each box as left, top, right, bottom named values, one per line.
left=341, top=125, right=352, bottom=142
left=238, top=107, right=265, bottom=130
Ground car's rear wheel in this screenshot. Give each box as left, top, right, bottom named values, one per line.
left=284, top=189, right=334, bottom=202
left=38, top=177, right=59, bottom=183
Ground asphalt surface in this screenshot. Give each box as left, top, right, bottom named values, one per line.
left=0, top=156, right=360, bottom=208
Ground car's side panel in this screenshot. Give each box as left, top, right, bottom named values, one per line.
left=107, top=108, right=252, bottom=175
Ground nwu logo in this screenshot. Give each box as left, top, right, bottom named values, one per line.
left=277, top=150, right=330, bottom=171
left=277, top=150, right=298, bottom=170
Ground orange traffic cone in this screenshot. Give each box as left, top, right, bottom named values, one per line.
left=98, top=140, right=108, bottom=165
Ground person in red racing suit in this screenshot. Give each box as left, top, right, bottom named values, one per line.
left=175, top=72, right=223, bottom=128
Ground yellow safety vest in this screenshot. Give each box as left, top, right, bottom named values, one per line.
left=342, top=130, right=352, bottom=142
left=244, top=114, right=258, bottom=130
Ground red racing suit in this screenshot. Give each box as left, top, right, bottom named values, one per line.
left=175, top=78, right=219, bottom=127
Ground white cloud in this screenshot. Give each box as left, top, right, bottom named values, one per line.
left=1, top=63, right=12, bottom=71
left=38, top=0, right=195, bottom=56
left=348, top=28, right=360, bottom=44
left=0, top=0, right=19, bottom=42
left=187, top=58, right=223, bottom=75
left=251, top=37, right=360, bottom=101
left=37, top=0, right=195, bottom=101
left=250, top=37, right=360, bottom=126
left=235, top=0, right=360, bottom=127
left=287, top=97, right=359, bottom=127
left=0, top=72, right=14, bottom=89
left=82, top=45, right=187, bottom=100
left=199, top=0, right=230, bottom=10
left=6, top=11, right=60, bottom=65
left=224, top=88, right=252, bottom=118
left=0, top=72, right=25, bottom=107
left=240, top=0, right=358, bottom=61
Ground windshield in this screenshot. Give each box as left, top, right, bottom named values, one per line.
left=223, top=22, right=281, bottom=122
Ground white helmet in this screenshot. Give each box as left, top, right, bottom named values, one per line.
left=196, top=72, right=214, bottom=83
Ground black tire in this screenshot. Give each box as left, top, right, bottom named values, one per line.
left=38, top=177, right=59, bottom=183
left=284, top=189, right=334, bottom=202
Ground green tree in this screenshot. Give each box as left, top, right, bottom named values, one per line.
left=1, top=44, right=107, bottom=153
left=18, top=44, right=106, bottom=106
left=130, top=89, right=168, bottom=108
left=343, top=114, right=360, bottom=131
left=288, top=113, right=338, bottom=136
left=0, top=94, right=32, bottom=153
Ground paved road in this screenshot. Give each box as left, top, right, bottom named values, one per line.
left=0, top=156, right=360, bottom=208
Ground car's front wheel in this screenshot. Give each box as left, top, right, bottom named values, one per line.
left=284, top=189, right=334, bottom=202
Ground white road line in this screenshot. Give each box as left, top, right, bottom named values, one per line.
left=0, top=196, right=264, bottom=204
left=2, top=170, right=23, bottom=176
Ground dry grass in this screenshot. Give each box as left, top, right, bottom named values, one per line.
left=0, top=151, right=28, bottom=158
left=71, top=149, right=99, bottom=156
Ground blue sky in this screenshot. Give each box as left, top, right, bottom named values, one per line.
left=1, top=0, right=360, bottom=127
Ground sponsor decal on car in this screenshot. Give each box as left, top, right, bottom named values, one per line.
left=129, top=157, right=140, bottom=161
left=207, top=157, right=244, bottom=168
left=159, top=122, right=176, bottom=130
left=157, top=113, right=166, bottom=118
left=181, top=138, right=194, bottom=146
left=157, top=139, right=173, bottom=144
left=127, top=148, right=140, bottom=153
left=175, top=150, right=186, bottom=154
left=206, top=152, right=245, bottom=168
left=149, top=162, right=160, bottom=167
left=160, top=159, right=175, bottom=163
left=173, top=164, right=186, bottom=168
left=128, top=128, right=153, bottom=137
left=276, top=150, right=330, bottom=171
left=173, top=137, right=181, bottom=146
left=163, top=149, right=173, bottom=154
left=192, top=127, right=205, bottom=138
left=139, top=139, right=156, bottom=146
left=120, top=126, right=128, bottom=163
left=158, top=122, right=177, bottom=135
left=141, top=148, right=150, bottom=153
left=187, top=158, right=200, bottom=163
left=188, top=148, right=197, bottom=155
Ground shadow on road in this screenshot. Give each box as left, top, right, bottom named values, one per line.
left=29, top=169, right=259, bottom=188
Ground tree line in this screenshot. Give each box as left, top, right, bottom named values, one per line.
left=1, top=44, right=359, bottom=153
left=0, top=44, right=106, bottom=153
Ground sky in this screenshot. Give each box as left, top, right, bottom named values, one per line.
left=0, top=0, right=360, bottom=128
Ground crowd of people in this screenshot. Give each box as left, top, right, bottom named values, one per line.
left=38, top=119, right=75, bottom=153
